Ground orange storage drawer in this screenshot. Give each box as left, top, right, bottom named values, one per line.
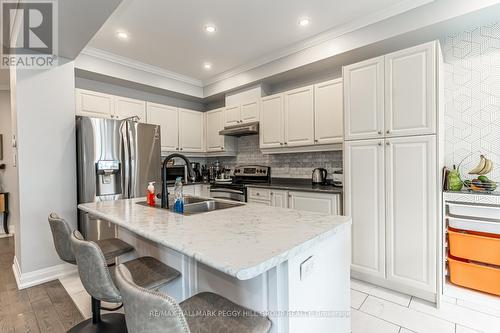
left=448, top=228, right=500, bottom=266
left=448, top=256, right=500, bottom=296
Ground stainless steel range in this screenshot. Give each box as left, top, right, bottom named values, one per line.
left=209, top=165, right=271, bottom=202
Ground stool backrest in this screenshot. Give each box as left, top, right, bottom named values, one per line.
left=48, top=213, right=76, bottom=264
left=115, top=264, right=190, bottom=333
left=70, top=230, right=122, bottom=303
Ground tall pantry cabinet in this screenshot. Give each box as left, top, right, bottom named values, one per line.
left=344, top=41, right=442, bottom=301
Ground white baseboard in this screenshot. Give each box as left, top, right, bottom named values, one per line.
left=12, top=256, right=77, bottom=290
left=0, top=225, right=15, bottom=238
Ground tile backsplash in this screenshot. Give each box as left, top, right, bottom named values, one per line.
left=206, top=135, right=342, bottom=179
left=443, top=22, right=500, bottom=181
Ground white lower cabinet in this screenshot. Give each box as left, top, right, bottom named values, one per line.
left=288, top=191, right=340, bottom=215
left=344, top=139, right=386, bottom=278
left=248, top=188, right=340, bottom=214
left=385, top=135, right=437, bottom=293
left=345, top=135, right=437, bottom=299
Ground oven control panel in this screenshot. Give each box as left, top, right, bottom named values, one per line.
left=233, top=165, right=270, bottom=177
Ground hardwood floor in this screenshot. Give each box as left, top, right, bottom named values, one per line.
left=0, top=236, right=83, bottom=333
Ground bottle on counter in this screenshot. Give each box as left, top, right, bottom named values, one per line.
left=147, top=181, right=156, bottom=206
left=173, top=177, right=184, bottom=213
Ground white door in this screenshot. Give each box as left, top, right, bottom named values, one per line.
left=343, top=57, right=384, bottom=141
left=224, top=105, right=241, bottom=127
left=260, top=94, right=284, bottom=149
left=179, top=109, right=204, bottom=152
left=146, top=103, right=179, bottom=151
left=284, top=86, right=315, bottom=147
left=385, top=135, right=436, bottom=293
left=271, top=190, right=288, bottom=208
left=314, top=79, right=343, bottom=144
left=385, top=42, right=437, bottom=137
left=75, top=89, right=114, bottom=119
left=206, top=108, right=224, bottom=152
left=344, top=139, right=386, bottom=278
left=114, top=96, right=146, bottom=121
left=240, top=100, right=259, bottom=123
left=288, top=192, right=339, bottom=215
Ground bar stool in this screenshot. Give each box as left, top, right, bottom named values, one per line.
left=70, top=230, right=181, bottom=333
left=115, top=264, right=272, bottom=333
left=48, top=213, right=134, bottom=264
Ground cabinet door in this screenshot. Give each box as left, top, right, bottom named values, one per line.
left=314, top=79, right=343, bottom=144
left=385, top=42, right=436, bottom=137
left=75, top=89, right=114, bottom=119
left=146, top=103, right=179, bottom=151
left=260, top=94, right=284, bottom=149
left=343, top=57, right=384, bottom=140
left=224, top=105, right=241, bottom=127
left=179, top=108, right=204, bottom=152
left=288, top=191, right=339, bottom=215
left=241, top=100, right=259, bottom=123
left=114, top=96, right=146, bottom=121
left=205, top=108, right=225, bottom=152
left=385, top=135, right=436, bottom=293
left=270, top=190, right=288, bottom=208
left=344, top=139, right=385, bottom=278
left=284, top=85, right=314, bottom=147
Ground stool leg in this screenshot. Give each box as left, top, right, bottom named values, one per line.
left=91, top=297, right=101, bottom=324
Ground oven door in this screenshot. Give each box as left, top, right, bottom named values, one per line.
left=210, top=187, right=246, bottom=202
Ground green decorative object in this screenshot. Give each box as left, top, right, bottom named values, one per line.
left=448, top=166, right=463, bottom=191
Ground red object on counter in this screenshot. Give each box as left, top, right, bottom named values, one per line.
left=147, top=191, right=156, bottom=206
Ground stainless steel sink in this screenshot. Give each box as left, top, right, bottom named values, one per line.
left=136, top=196, right=243, bottom=215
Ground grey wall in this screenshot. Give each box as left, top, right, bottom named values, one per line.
left=75, top=77, right=206, bottom=111
left=207, top=135, right=342, bottom=179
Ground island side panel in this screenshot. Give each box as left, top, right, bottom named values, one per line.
left=287, top=224, right=351, bottom=333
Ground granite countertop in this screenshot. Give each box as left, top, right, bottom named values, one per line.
left=78, top=198, right=350, bottom=280
left=246, top=178, right=343, bottom=194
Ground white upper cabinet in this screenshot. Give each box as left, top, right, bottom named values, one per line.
left=224, top=105, right=241, bottom=127
left=260, top=94, right=284, bottom=149
left=206, top=108, right=225, bottom=152
left=224, top=99, right=260, bottom=127
left=75, top=89, right=114, bottom=119
left=146, top=102, right=179, bottom=151
left=179, top=108, right=204, bottom=153
left=385, top=42, right=436, bottom=137
left=345, top=139, right=386, bottom=278
left=113, top=96, right=146, bottom=121
left=284, top=85, right=315, bottom=147
left=314, top=79, right=343, bottom=144
left=385, top=135, right=436, bottom=293
left=343, top=57, right=385, bottom=141
left=240, top=100, right=259, bottom=123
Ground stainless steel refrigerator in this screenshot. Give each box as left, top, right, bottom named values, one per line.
left=76, top=116, right=161, bottom=241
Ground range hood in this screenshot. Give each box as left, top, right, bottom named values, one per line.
left=219, top=121, right=259, bottom=137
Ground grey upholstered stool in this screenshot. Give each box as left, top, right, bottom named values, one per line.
left=71, top=230, right=181, bottom=333
left=48, top=213, right=134, bottom=264
left=115, top=264, right=272, bottom=333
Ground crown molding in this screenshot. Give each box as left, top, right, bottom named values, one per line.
left=202, top=0, right=435, bottom=86
left=80, top=47, right=203, bottom=87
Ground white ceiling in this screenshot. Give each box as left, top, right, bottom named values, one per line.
left=87, top=0, right=433, bottom=83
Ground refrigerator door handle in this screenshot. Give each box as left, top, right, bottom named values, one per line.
left=121, top=120, right=131, bottom=199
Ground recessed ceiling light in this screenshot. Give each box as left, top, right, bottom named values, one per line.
left=205, top=25, right=217, bottom=33
left=116, top=31, right=129, bottom=40
left=203, top=63, right=212, bottom=70
left=298, top=18, right=310, bottom=27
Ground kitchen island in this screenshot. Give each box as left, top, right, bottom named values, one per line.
left=78, top=198, right=351, bottom=333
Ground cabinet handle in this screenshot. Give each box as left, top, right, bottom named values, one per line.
left=284, top=142, right=288, bottom=145
left=386, top=142, right=390, bottom=146
left=378, top=130, right=382, bottom=135
left=176, top=147, right=179, bottom=150
left=314, top=139, right=318, bottom=143
left=180, top=148, right=183, bottom=150
left=386, top=130, right=390, bottom=134
left=221, top=147, right=224, bottom=150
left=256, top=193, right=260, bottom=196
left=270, top=192, right=273, bottom=195
left=378, top=142, right=382, bottom=146
left=280, top=142, right=283, bottom=146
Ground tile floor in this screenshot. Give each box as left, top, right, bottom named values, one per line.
left=60, top=273, right=500, bottom=333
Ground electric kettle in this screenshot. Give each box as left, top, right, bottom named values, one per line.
left=312, top=168, right=327, bottom=185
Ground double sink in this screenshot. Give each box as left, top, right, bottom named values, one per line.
left=137, top=196, right=243, bottom=215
